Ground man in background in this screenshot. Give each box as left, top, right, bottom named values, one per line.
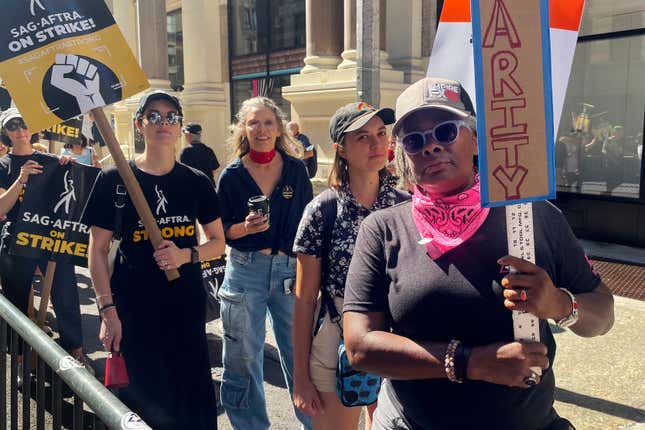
left=287, top=121, right=317, bottom=178
left=180, top=123, right=220, bottom=186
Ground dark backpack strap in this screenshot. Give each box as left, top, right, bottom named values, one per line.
left=393, top=188, right=412, bottom=203
left=318, top=189, right=340, bottom=323
left=113, top=184, right=126, bottom=240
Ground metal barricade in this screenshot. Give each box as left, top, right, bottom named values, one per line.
left=0, top=294, right=150, bottom=430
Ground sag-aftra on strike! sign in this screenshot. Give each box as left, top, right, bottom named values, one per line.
left=0, top=0, right=149, bottom=131
left=9, top=157, right=99, bottom=267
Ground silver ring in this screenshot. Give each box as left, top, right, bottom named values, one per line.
left=523, top=372, right=538, bottom=387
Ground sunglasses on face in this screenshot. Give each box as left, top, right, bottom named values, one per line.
left=4, top=118, right=28, bottom=132
left=398, top=120, right=470, bottom=155
left=144, top=111, right=182, bottom=125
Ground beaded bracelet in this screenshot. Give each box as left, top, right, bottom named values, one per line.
left=444, top=339, right=462, bottom=383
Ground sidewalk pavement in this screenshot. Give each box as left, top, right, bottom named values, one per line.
left=44, top=269, right=645, bottom=429
left=550, top=296, right=644, bottom=429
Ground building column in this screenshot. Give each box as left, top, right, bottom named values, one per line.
left=302, top=0, right=343, bottom=73
left=387, top=0, right=425, bottom=82
left=180, top=0, right=230, bottom=169
left=338, top=0, right=356, bottom=69
left=378, top=0, right=392, bottom=70
left=340, top=0, right=390, bottom=70
left=136, top=0, right=171, bottom=89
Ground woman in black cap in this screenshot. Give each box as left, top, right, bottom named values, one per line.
left=292, top=102, right=409, bottom=429
left=86, top=91, right=225, bottom=429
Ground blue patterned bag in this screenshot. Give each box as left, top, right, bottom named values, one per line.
left=336, top=340, right=381, bottom=407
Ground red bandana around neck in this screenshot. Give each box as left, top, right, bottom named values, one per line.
left=248, top=148, right=276, bottom=164
left=411, top=174, right=490, bottom=259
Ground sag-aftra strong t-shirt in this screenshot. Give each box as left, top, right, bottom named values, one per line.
left=84, top=162, right=220, bottom=279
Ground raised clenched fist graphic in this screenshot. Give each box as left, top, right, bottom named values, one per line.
left=50, top=54, right=106, bottom=113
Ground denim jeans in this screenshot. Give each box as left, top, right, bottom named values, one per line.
left=218, top=249, right=312, bottom=430
left=0, top=254, right=83, bottom=350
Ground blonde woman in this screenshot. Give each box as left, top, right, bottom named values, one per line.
left=216, top=96, right=313, bottom=430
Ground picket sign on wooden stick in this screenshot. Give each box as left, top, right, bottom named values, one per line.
left=37, top=261, right=57, bottom=328
left=91, top=107, right=180, bottom=281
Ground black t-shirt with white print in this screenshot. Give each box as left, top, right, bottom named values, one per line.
left=0, top=152, right=59, bottom=227
left=84, top=162, right=220, bottom=287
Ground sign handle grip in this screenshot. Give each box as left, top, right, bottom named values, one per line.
left=91, top=108, right=180, bottom=281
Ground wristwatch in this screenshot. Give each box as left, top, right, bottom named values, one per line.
left=556, top=288, right=579, bottom=328
left=190, top=247, right=200, bottom=264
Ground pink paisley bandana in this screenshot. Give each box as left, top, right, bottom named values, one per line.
left=412, top=174, right=490, bottom=259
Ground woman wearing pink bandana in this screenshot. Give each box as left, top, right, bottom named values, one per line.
left=342, top=77, right=615, bottom=430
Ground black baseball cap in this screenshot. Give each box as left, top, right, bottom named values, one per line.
left=182, top=123, right=202, bottom=134
left=329, top=102, right=395, bottom=144
left=135, top=90, right=183, bottom=119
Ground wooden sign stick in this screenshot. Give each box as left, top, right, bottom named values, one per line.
left=91, top=107, right=180, bottom=281
left=36, top=261, right=56, bottom=328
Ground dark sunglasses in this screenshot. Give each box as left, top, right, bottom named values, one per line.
left=145, top=111, right=182, bottom=125
left=398, top=120, right=469, bottom=155
left=4, top=118, right=28, bottom=132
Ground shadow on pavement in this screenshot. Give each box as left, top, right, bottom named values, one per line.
left=555, top=387, right=645, bottom=421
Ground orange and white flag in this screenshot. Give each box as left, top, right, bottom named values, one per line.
left=427, top=0, right=584, bottom=133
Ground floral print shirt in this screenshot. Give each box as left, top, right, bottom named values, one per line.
left=293, top=177, right=409, bottom=297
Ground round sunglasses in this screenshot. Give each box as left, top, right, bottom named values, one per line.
left=398, top=120, right=470, bottom=155
left=145, top=111, right=183, bottom=125
left=3, top=118, right=28, bottom=132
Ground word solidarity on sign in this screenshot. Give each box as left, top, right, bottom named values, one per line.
left=11, top=156, right=99, bottom=267
left=471, top=0, right=555, bottom=206
left=0, top=0, right=149, bottom=131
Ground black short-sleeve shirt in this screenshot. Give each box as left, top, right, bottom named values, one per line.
left=0, top=152, right=59, bottom=227
left=84, top=162, right=220, bottom=280
left=216, top=151, right=313, bottom=256
left=179, top=142, right=220, bottom=185
left=344, top=200, right=601, bottom=430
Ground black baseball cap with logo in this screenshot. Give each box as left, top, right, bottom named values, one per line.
left=329, top=102, right=395, bottom=144
left=135, top=90, right=183, bottom=119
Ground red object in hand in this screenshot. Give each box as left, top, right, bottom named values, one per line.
left=105, top=351, right=129, bottom=389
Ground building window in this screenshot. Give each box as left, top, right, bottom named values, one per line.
left=556, top=33, right=644, bottom=199
left=167, top=9, right=184, bottom=91
left=228, top=0, right=306, bottom=120
left=230, top=73, right=294, bottom=119
left=270, top=0, right=305, bottom=50
left=230, top=0, right=269, bottom=57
